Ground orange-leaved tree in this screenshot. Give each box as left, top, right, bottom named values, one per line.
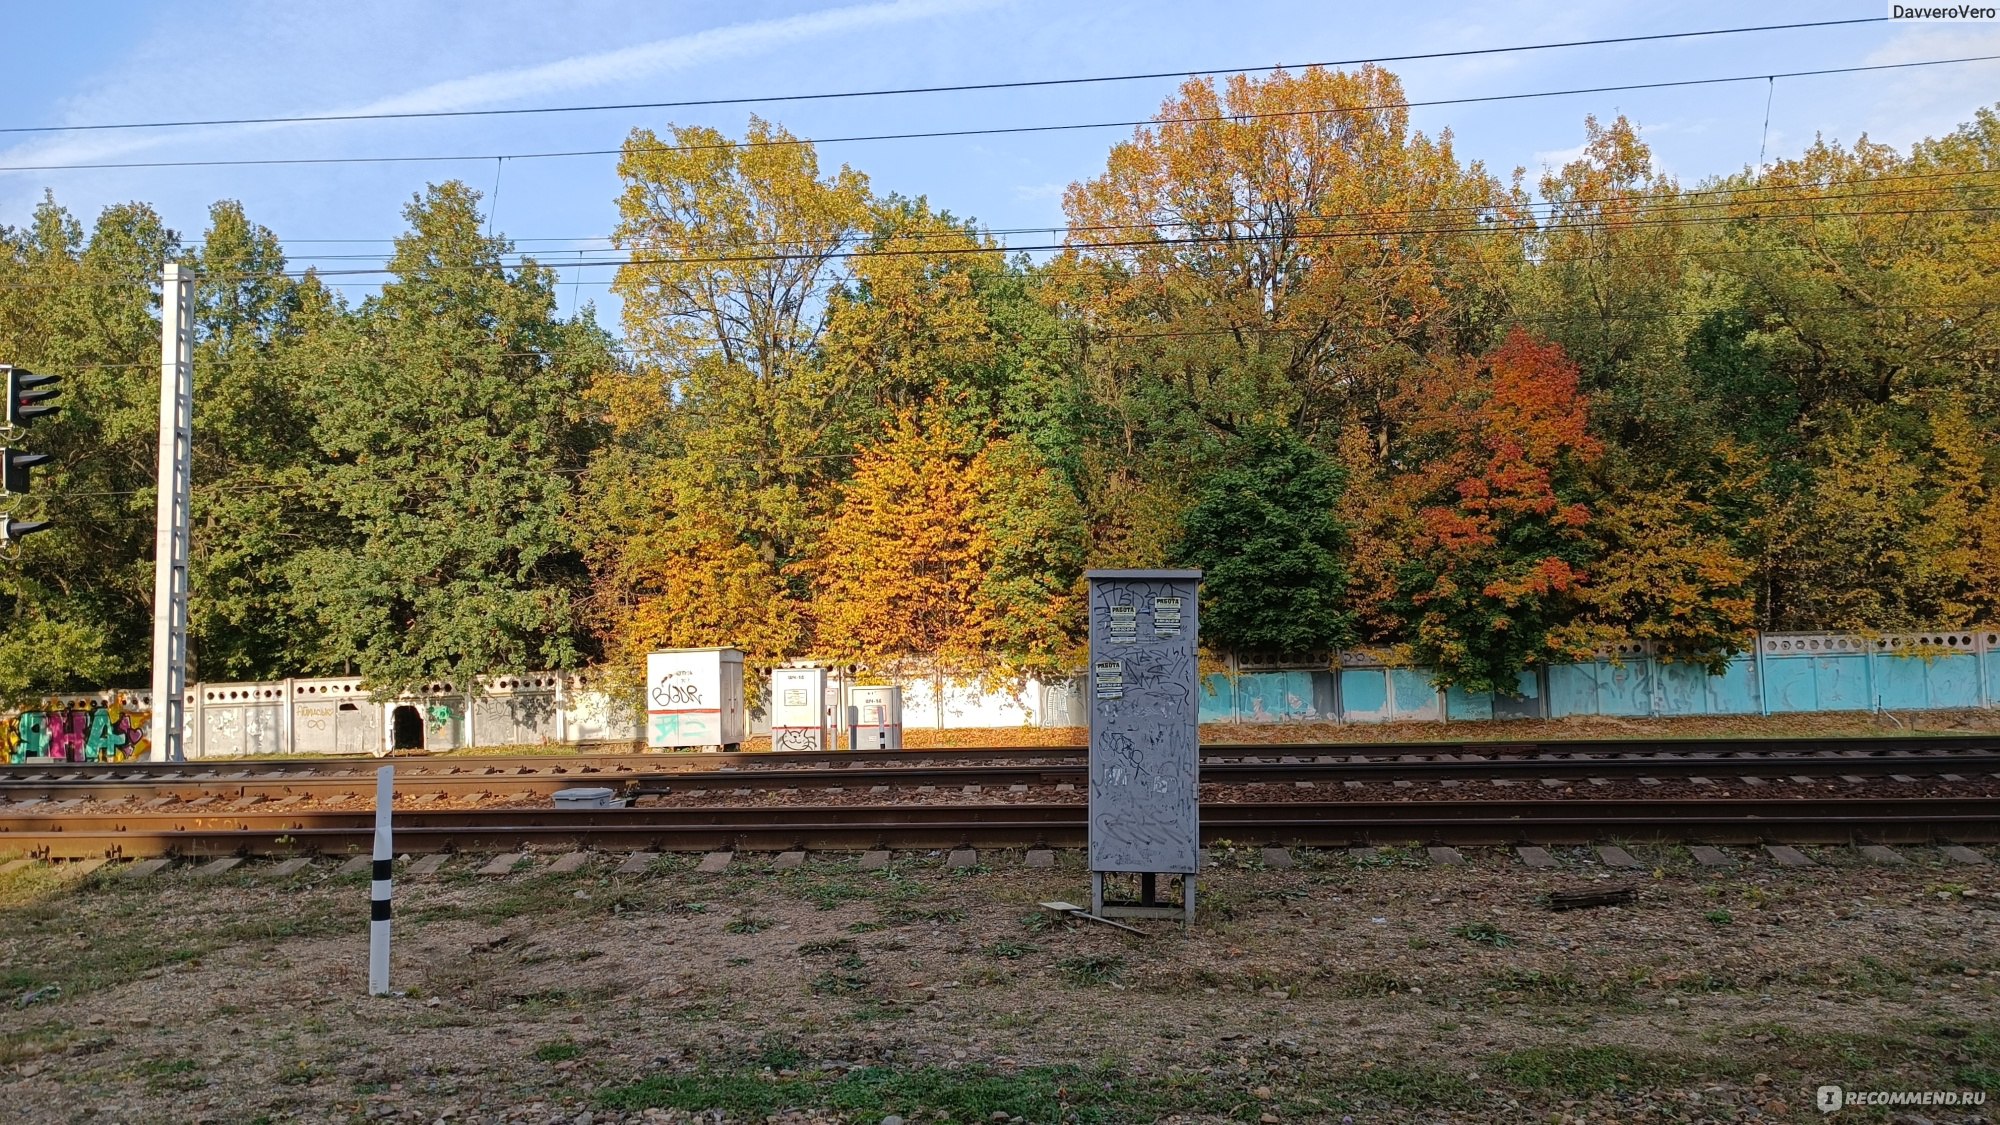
left=1382, top=329, right=1602, bottom=693
left=804, top=404, right=1089, bottom=678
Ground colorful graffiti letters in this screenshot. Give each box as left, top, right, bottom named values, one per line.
left=4, top=700, right=149, bottom=763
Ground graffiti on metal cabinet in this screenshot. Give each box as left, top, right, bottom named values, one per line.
left=774, top=728, right=820, bottom=752
left=649, top=712, right=711, bottom=743
left=651, top=670, right=703, bottom=709
left=4, top=699, right=150, bottom=763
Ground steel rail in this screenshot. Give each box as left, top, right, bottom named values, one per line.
left=1, top=751, right=1995, bottom=805
left=3, top=732, right=1997, bottom=782
left=4, top=796, right=1996, bottom=858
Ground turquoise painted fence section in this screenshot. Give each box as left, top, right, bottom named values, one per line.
left=1192, top=630, right=1996, bottom=724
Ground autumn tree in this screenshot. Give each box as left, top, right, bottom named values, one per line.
left=806, top=406, right=997, bottom=674
left=978, top=437, right=1088, bottom=674
left=1574, top=480, right=1757, bottom=669
left=1516, top=117, right=1719, bottom=464
left=599, top=117, right=871, bottom=564
left=1910, top=402, right=2000, bottom=624
left=1382, top=330, right=1601, bottom=693
left=822, top=197, right=1003, bottom=417
left=1057, top=65, right=1517, bottom=444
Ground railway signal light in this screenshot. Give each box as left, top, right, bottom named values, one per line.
left=0, top=515, right=48, bottom=542
left=2, top=365, right=61, bottom=429
left=2, top=448, right=48, bottom=495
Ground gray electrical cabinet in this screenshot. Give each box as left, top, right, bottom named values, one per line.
left=850, top=685, right=903, bottom=750
left=1085, top=568, right=1201, bottom=924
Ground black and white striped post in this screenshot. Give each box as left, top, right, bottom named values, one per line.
left=368, top=765, right=393, bottom=995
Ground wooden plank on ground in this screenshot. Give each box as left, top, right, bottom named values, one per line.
left=1548, top=885, right=1636, bottom=911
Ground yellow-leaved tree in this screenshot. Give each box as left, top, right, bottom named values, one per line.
left=582, top=119, right=869, bottom=704
left=806, top=406, right=997, bottom=675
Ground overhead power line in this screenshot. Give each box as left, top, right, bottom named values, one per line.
left=179, top=166, right=1998, bottom=254
left=291, top=204, right=2000, bottom=278
left=214, top=172, right=2000, bottom=264
left=6, top=199, right=1994, bottom=293
left=0, top=17, right=1888, bottom=137
left=8, top=53, right=1991, bottom=176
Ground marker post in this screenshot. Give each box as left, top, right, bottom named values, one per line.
left=368, top=765, right=393, bottom=995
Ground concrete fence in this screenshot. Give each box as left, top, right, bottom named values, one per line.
left=6, top=628, right=1996, bottom=763
left=1193, top=630, right=2000, bottom=724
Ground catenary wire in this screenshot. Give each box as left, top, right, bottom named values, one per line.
left=6, top=54, right=1993, bottom=175
left=11, top=196, right=2000, bottom=293
left=0, top=17, right=1890, bottom=136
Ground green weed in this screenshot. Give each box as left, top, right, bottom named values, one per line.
left=1449, top=921, right=1516, bottom=947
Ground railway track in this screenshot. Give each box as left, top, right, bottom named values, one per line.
left=4, top=795, right=1997, bottom=858
left=0, top=753, right=1994, bottom=804
left=1, top=744, right=1995, bottom=804
left=3, top=732, right=1997, bottom=780
left=5, top=735, right=1995, bottom=860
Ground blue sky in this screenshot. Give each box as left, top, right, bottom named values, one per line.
left=2, top=0, right=1996, bottom=330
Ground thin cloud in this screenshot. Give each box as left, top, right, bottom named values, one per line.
left=0, top=0, right=1000, bottom=176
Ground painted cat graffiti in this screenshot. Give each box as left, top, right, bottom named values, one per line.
left=4, top=699, right=151, bottom=763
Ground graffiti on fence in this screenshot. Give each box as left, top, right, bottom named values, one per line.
left=4, top=699, right=150, bottom=763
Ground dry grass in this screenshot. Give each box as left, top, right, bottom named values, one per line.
left=0, top=848, right=1994, bottom=1122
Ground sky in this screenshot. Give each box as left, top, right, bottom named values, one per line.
left=2, top=0, right=1996, bottom=332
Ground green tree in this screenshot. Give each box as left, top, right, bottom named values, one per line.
left=183, top=201, right=325, bottom=682
left=0, top=196, right=178, bottom=700
left=288, top=182, right=611, bottom=693
left=1175, top=423, right=1353, bottom=656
